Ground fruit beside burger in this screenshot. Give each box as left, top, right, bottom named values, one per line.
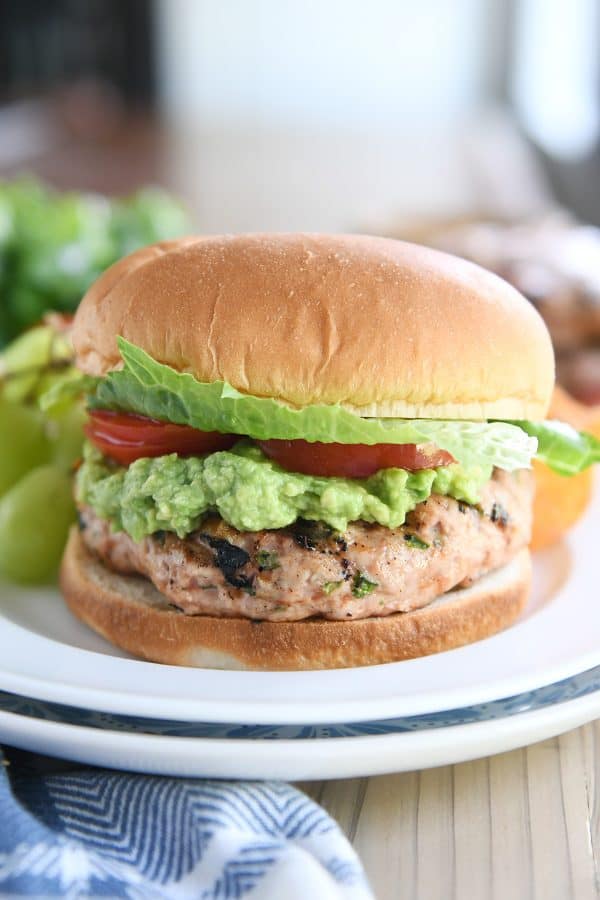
left=50, top=234, right=600, bottom=670
left=530, top=385, right=600, bottom=551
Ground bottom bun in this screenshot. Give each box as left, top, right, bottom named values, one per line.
left=60, top=528, right=532, bottom=671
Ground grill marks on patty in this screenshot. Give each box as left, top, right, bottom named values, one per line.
left=78, top=468, right=534, bottom=622
left=198, top=534, right=254, bottom=592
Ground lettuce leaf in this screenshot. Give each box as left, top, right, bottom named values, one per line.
left=41, top=339, right=600, bottom=477
left=40, top=370, right=99, bottom=415
left=82, top=338, right=536, bottom=472
left=508, top=419, right=600, bottom=476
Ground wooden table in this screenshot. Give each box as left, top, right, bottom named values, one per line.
left=299, top=721, right=600, bottom=899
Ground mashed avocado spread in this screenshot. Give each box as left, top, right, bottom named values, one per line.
left=77, top=440, right=493, bottom=542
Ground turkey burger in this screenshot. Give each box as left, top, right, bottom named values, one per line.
left=58, top=233, right=588, bottom=669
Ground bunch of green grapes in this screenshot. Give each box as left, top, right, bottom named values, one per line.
left=0, top=323, right=85, bottom=583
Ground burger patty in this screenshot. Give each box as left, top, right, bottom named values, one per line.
left=77, top=468, right=534, bottom=622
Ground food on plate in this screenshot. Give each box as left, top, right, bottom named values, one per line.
left=530, top=460, right=592, bottom=551
left=0, top=465, right=75, bottom=583
left=530, top=386, right=598, bottom=550
left=0, top=395, right=49, bottom=497
left=0, top=321, right=84, bottom=582
left=56, top=234, right=600, bottom=669
left=0, top=178, right=191, bottom=346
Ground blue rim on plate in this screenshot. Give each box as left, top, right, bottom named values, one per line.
left=1, top=663, right=600, bottom=739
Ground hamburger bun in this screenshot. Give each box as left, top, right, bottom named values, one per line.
left=72, top=233, right=554, bottom=421
left=61, top=528, right=532, bottom=671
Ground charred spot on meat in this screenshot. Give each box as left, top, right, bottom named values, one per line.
left=198, top=533, right=255, bottom=592
left=291, top=519, right=337, bottom=552
left=490, top=502, right=509, bottom=527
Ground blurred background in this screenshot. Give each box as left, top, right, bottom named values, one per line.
left=1, top=0, right=599, bottom=228
left=3, top=0, right=600, bottom=395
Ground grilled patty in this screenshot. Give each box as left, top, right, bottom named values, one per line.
left=77, top=468, right=533, bottom=622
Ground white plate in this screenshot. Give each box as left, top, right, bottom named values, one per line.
left=0, top=485, right=598, bottom=725
left=1, top=667, right=600, bottom=779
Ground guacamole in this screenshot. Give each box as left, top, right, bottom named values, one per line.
left=77, top=440, right=493, bottom=542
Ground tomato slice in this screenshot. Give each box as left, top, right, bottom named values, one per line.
left=86, top=410, right=455, bottom=475
left=258, top=439, right=455, bottom=478
left=85, top=411, right=237, bottom=465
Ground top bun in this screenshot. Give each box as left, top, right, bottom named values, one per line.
left=72, top=233, right=554, bottom=420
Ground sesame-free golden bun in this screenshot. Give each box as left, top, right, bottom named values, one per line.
left=72, top=233, right=555, bottom=421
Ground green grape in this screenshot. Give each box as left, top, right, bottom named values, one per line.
left=48, top=404, right=86, bottom=471
left=0, top=464, right=76, bottom=583
left=2, top=325, right=54, bottom=370
left=0, top=396, right=50, bottom=497
left=32, top=368, right=76, bottom=408
left=0, top=325, right=72, bottom=403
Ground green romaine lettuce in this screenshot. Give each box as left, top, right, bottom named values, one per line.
left=0, top=179, right=191, bottom=345
left=83, top=338, right=536, bottom=472
left=507, top=419, right=600, bottom=476
left=40, top=370, right=99, bottom=416
left=44, top=338, right=600, bottom=477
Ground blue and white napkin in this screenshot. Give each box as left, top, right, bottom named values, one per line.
left=0, top=747, right=373, bottom=898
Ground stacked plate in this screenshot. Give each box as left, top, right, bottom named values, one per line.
left=0, top=490, right=598, bottom=780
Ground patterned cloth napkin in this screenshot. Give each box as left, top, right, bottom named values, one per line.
left=0, top=746, right=373, bottom=898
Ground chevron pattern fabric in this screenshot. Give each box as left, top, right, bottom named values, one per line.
left=0, top=747, right=373, bottom=898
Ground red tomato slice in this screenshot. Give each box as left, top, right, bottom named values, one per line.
left=257, top=439, right=455, bottom=478
left=85, top=411, right=236, bottom=465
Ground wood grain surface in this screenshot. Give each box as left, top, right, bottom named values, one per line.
left=299, top=721, right=600, bottom=899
